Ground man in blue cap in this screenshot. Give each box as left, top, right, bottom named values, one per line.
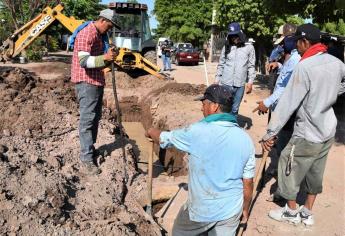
left=146, top=84, right=255, bottom=236
left=215, top=22, right=256, bottom=116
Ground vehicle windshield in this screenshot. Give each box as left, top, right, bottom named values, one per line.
left=116, top=13, right=141, bottom=34
left=178, top=43, right=195, bottom=52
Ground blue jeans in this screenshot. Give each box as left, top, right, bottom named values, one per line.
left=162, top=54, right=171, bottom=70
left=223, top=85, right=245, bottom=116
left=75, top=82, right=104, bottom=162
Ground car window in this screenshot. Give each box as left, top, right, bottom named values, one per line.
left=177, top=43, right=190, bottom=48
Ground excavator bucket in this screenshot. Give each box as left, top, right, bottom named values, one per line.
left=114, top=48, right=172, bottom=80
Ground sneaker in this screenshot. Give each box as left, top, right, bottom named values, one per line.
left=268, top=204, right=301, bottom=225
left=300, top=206, right=314, bottom=226
left=82, top=161, right=101, bottom=175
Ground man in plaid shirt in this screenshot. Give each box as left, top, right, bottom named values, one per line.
left=71, top=9, right=120, bottom=173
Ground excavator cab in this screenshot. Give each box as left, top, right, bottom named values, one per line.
left=109, top=2, right=156, bottom=64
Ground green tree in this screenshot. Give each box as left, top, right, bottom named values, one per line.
left=61, top=0, right=105, bottom=21
left=154, top=0, right=213, bottom=47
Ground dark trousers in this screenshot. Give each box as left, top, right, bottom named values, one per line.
left=75, top=82, right=104, bottom=162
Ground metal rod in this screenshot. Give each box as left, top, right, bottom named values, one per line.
left=111, top=25, right=128, bottom=203
left=146, top=138, right=154, bottom=216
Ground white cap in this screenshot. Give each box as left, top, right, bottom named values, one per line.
left=99, top=9, right=121, bottom=29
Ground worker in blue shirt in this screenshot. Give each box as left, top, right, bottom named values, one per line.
left=146, top=84, right=255, bottom=236
left=253, top=35, right=301, bottom=176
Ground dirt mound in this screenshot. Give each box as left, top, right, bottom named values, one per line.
left=0, top=67, right=160, bottom=235
left=0, top=66, right=77, bottom=136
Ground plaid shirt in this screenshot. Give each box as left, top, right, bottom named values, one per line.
left=71, top=22, right=105, bottom=86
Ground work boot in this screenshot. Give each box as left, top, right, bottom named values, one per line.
left=268, top=204, right=301, bottom=225
left=299, top=206, right=314, bottom=226
left=82, top=161, right=101, bottom=175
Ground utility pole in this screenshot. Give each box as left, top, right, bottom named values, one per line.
left=208, top=3, right=216, bottom=63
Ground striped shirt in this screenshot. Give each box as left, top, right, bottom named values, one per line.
left=71, top=22, right=105, bottom=86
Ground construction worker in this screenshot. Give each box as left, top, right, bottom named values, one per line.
left=161, top=39, right=172, bottom=71
left=253, top=34, right=301, bottom=175
left=262, top=24, right=345, bottom=226
left=215, top=22, right=256, bottom=117
left=71, top=9, right=120, bottom=173
left=146, top=84, right=255, bottom=236
left=267, top=23, right=297, bottom=73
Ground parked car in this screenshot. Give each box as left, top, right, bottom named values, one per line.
left=171, top=43, right=199, bottom=65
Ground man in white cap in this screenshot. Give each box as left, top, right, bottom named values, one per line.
left=71, top=9, right=120, bottom=173
left=268, top=23, right=297, bottom=71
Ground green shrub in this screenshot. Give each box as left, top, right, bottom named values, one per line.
left=26, top=36, right=46, bottom=61
left=48, top=36, right=59, bottom=52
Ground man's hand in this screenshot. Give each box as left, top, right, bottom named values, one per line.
left=246, top=83, right=253, bottom=94
left=266, top=62, right=279, bottom=72
left=260, top=136, right=276, bottom=152
left=252, top=101, right=268, bottom=115
left=103, top=47, right=118, bottom=61
left=145, top=127, right=162, bottom=144
left=241, top=209, right=249, bottom=223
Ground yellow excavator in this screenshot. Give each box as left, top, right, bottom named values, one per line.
left=0, top=3, right=168, bottom=80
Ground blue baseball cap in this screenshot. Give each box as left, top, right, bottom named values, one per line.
left=228, top=22, right=241, bottom=36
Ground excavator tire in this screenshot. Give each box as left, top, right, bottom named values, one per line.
left=143, top=50, right=157, bottom=65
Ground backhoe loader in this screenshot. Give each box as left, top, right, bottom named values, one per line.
left=0, top=3, right=168, bottom=80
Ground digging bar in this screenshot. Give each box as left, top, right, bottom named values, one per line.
left=146, top=138, right=154, bottom=216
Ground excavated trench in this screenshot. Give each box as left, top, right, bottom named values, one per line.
left=102, top=72, right=206, bottom=215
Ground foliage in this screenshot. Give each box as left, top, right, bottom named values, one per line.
left=61, top=0, right=105, bottom=21
left=47, top=36, right=59, bottom=52
left=0, top=0, right=59, bottom=30
left=322, top=19, right=345, bottom=35
left=154, top=0, right=213, bottom=46
left=0, top=0, right=104, bottom=32
left=26, top=36, right=46, bottom=61
left=264, top=0, right=345, bottom=27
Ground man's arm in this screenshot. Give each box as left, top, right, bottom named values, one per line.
left=242, top=178, right=253, bottom=222
left=246, top=45, right=256, bottom=93
left=215, top=46, right=226, bottom=83
left=78, top=49, right=115, bottom=69
left=242, top=146, right=255, bottom=221
left=263, top=61, right=296, bottom=108
left=247, top=45, right=256, bottom=84
left=339, top=75, right=345, bottom=95
left=146, top=125, right=194, bottom=153
left=263, top=65, right=310, bottom=141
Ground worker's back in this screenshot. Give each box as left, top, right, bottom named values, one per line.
left=177, top=120, right=255, bottom=222
left=275, top=53, right=345, bottom=143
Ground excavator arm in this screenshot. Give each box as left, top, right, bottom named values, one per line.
left=0, top=4, right=170, bottom=80
left=0, top=4, right=83, bottom=62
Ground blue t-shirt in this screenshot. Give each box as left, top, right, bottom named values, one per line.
left=160, top=120, right=255, bottom=222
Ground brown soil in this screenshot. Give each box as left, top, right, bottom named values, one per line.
left=0, top=66, right=161, bottom=235
left=1, top=57, right=344, bottom=236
